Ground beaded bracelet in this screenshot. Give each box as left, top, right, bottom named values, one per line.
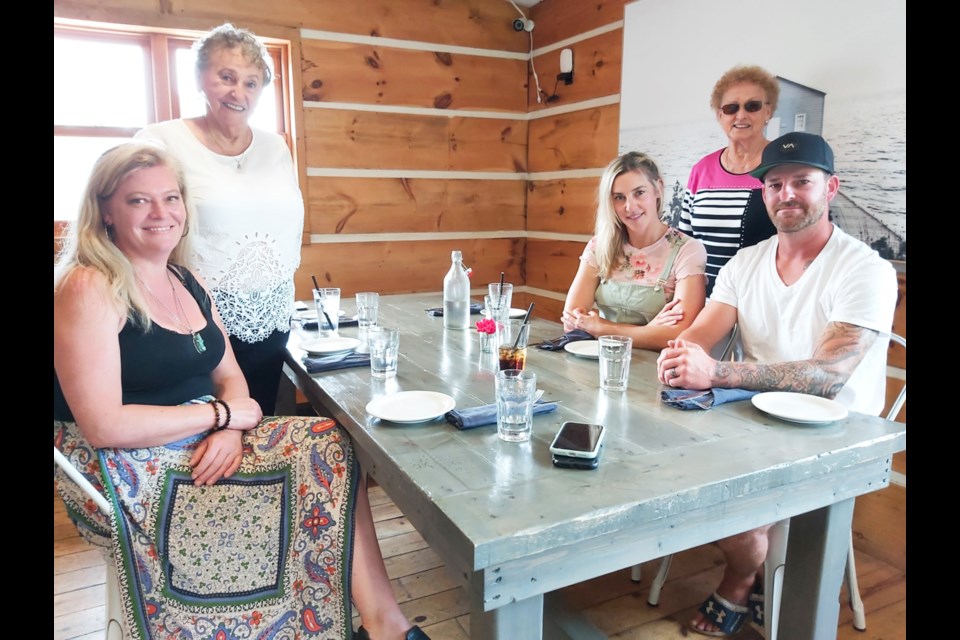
left=214, top=399, right=232, bottom=431
left=208, top=398, right=222, bottom=431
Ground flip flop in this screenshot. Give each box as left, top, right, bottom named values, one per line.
left=689, top=591, right=750, bottom=637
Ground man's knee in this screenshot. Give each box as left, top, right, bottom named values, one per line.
left=716, top=525, right=772, bottom=556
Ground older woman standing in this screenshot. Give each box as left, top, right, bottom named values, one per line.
left=679, top=65, right=779, bottom=296
left=136, top=23, right=301, bottom=415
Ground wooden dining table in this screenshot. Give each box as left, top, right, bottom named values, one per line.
left=281, top=293, right=906, bottom=640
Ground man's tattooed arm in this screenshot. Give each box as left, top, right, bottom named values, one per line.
left=712, top=322, right=880, bottom=398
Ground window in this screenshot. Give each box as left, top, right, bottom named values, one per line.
left=794, top=113, right=807, bottom=132
left=54, top=22, right=292, bottom=221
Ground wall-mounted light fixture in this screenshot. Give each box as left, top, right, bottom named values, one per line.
left=558, top=48, right=574, bottom=85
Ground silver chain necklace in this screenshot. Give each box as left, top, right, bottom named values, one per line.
left=139, top=270, right=207, bottom=354
left=203, top=117, right=251, bottom=170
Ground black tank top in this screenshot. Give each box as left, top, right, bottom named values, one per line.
left=53, top=266, right=227, bottom=421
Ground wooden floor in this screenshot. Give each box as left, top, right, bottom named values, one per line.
left=54, top=482, right=906, bottom=640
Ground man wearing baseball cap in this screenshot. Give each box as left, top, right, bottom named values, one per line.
left=655, top=132, right=897, bottom=637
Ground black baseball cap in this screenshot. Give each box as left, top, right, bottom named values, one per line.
left=750, top=132, right=835, bottom=181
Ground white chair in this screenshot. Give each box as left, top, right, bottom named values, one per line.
left=54, top=447, right=125, bottom=640
left=639, top=332, right=906, bottom=638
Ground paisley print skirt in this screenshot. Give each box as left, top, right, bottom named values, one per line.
left=54, top=405, right=357, bottom=640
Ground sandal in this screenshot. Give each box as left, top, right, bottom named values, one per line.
left=748, top=577, right=764, bottom=629
left=689, top=591, right=750, bottom=637
left=355, top=625, right=431, bottom=640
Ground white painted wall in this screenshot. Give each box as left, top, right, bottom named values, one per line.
left=619, top=0, right=906, bottom=252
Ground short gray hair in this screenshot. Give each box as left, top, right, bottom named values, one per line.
left=194, top=22, right=273, bottom=87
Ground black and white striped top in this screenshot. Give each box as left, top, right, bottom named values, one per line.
left=678, top=148, right=776, bottom=296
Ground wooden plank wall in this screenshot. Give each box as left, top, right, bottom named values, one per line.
left=53, top=0, right=531, bottom=300
left=524, top=0, right=625, bottom=320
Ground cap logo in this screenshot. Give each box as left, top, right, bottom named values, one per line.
left=782, top=143, right=796, bottom=149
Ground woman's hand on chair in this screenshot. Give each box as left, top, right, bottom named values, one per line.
left=190, top=429, right=244, bottom=486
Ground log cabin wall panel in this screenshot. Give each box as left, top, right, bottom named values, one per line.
left=890, top=268, right=906, bottom=368
left=523, top=0, right=623, bottom=318
left=525, top=239, right=583, bottom=300
left=298, top=238, right=523, bottom=298
left=175, top=0, right=530, bottom=52
left=527, top=29, right=622, bottom=113
left=307, top=177, right=525, bottom=235
left=302, top=40, right=527, bottom=112
left=527, top=177, right=598, bottom=235
left=54, top=0, right=531, bottom=302
left=529, top=0, right=625, bottom=48
left=305, top=109, right=528, bottom=172
left=527, top=104, right=620, bottom=173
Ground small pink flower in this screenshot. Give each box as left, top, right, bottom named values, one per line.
left=476, top=318, right=497, bottom=334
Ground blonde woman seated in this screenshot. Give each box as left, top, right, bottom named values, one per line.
left=562, top=152, right=707, bottom=350
left=53, top=142, right=428, bottom=640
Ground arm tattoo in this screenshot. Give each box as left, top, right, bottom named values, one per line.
left=712, top=322, right=880, bottom=398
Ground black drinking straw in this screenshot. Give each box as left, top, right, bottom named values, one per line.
left=311, top=275, right=335, bottom=332
left=512, top=302, right=535, bottom=349
left=497, top=272, right=506, bottom=308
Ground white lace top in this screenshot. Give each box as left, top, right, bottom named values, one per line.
left=136, top=120, right=304, bottom=344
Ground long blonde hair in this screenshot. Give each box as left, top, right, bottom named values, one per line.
left=593, top=151, right=666, bottom=278
left=53, top=142, right=195, bottom=329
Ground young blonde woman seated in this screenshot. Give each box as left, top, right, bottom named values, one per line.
left=562, top=152, right=707, bottom=350
left=53, top=142, right=428, bottom=640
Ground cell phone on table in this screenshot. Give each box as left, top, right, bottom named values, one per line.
left=552, top=451, right=600, bottom=470
left=549, top=421, right=605, bottom=459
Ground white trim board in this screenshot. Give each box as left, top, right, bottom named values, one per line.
left=306, top=168, right=525, bottom=180
left=307, top=231, right=589, bottom=244
left=300, top=28, right=528, bottom=60
left=303, top=101, right=527, bottom=120
left=302, top=21, right=624, bottom=61
left=306, top=168, right=605, bottom=181
left=304, top=94, right=619, bottom=121
left=531, top=21, right=624, bottom=57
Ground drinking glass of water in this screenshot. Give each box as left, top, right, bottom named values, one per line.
left=368, top=327, right=400, bottom=379
left=599, top=335, right=632, bottom=391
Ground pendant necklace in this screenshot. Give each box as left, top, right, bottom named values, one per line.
left=203, top=117, right=251, bottom=171
left=139, top=270, right=207, bottom=354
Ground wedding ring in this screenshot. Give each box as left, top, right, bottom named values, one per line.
left=670, top=368, right=679, bottom=379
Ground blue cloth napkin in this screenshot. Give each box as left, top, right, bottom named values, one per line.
left=298, top=315, right=359, bottom=330
left=660, top=387, right=759, bottom=410
left=537, top=329, right=593, bottom=351
left=426, top=303, right=484, bottom=317
left=445, top=400, right=559, bottom=430
left=303, top=351, right=370, bottom=373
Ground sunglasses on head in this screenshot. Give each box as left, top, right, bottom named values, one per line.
left=720, top=100, right=767, bottom=115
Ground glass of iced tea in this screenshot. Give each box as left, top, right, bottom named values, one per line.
left=497, top=320, right=530, bottom=371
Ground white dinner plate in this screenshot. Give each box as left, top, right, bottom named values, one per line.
left=300, top=337, right=361, bottom=356
left=481, top=307, right=528, bottom=320
left=564, top=340, right=600, bottom=359
left=751, top=392, right=848, bottom=425
left=366, top=391, right=456, bottom=424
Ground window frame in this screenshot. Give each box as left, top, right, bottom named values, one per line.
left=53, top=20, right=294, bottom=219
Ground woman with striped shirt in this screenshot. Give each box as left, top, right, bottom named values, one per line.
left=679, top=65, right=779, bottom=296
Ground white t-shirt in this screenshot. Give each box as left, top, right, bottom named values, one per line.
left=136, top=120, right=304, bottom=344
left=711, top=225, right=897, bottom=416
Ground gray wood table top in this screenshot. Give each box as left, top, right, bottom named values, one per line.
left=284, top=293, right=906, bottom=635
